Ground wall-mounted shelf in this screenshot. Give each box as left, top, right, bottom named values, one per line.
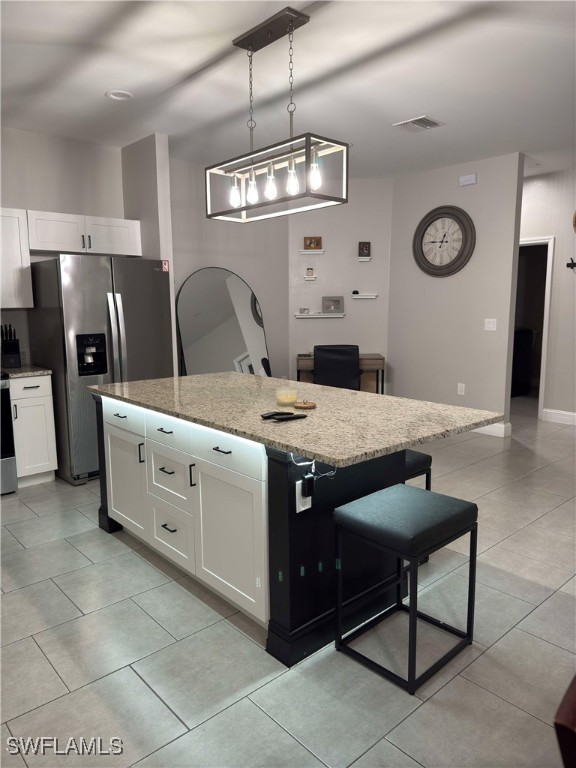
left=303, top=276, right=317, bottom=281
left=299, top=249, right=325, bottom=255
left=294, top=313, right=345, bottom=319
left=351, top=293, right=378, bottom=299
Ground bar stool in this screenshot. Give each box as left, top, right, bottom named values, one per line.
left=334, top=483, right=477, bottom=695
left=404, top=449, right=432, bottom=490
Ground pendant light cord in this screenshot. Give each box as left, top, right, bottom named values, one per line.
left=247, top=47, right=256, bottom=152
left=287, top=22, right=296, bottom=139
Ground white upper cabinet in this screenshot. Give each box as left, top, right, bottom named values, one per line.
left=1, top=208, right=33, bottom=308
left=27, top=210, right=142, bottom=256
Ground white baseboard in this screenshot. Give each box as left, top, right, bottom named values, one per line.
left=473, top=422, right=512, bottom=438
left=17, top=471, right=55, bottom=488
left=541, top=409, right=576, bottom=425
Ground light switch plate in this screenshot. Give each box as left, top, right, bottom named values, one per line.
left=459, top=173, right=478, bottom=186
left=484, top=318, right=497, bottom=331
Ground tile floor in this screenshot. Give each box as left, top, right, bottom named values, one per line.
left=1, top=396, right=574, bottom=767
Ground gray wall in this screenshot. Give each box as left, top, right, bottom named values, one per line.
left=387, top=153, right=523, bottom=420
left=520, top=169, right=576, bottom=415
left=169, top=154, right=290, bottom=378
left=1, top=127, right=124, bottom=216
left=287, top=178, right=392, bottom=381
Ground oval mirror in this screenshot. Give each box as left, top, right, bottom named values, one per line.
left=177, top=267, right=270, bottom=377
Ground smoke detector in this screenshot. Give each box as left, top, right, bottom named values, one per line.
left=393, top=115, right=444, bottom=133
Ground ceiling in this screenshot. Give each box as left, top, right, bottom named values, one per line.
left=2, top=1, right=575, bottom=179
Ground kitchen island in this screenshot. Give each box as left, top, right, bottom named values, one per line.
left=91, top=372, right=502, bottom=665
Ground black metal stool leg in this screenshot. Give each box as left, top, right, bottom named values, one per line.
left=335, top=527, right=344, bottom=650
left=466, top=524, right=478, bottom=641
left=407, top=557, right=418, bottom=694
left=425, top=469, right=431, bottom=491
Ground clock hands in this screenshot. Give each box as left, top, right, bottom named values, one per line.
left=425, top=233, right=448, bottom=247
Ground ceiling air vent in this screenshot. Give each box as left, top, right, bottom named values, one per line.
left=393, top=115, right=444, bottom=133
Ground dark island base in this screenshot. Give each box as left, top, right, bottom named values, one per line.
left=265, top=447, right=406, bottom=667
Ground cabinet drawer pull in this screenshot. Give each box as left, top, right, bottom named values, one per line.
left=13, top=404, right=17, bottom=419
left=138, top=443, right=145, bottom=463
left=23, top=385, right=40, bottom=390
left=114, top=413, right=127, bottom=419
left=157, top=427, right=174, bottom=434
left=213, top=446, right=232, bottom=455
left=159, top=466, right=175, bottom=475
left=189, top=463, right=196, bottom=487
left=161, top=523, right=177, bottom=533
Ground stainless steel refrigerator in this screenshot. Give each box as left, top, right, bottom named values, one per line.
left=29, top=254, right=173, bottom=485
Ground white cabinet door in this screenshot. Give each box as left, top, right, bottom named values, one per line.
left=1, top=208, right=33, bottom=308
left=27, top=210, right=86, bottom=252
left=104, top=422, right=147, bottom=538
left=12, top=396, right=57, bottom=477
left=27, top=210, right=142, bottom=256
left=194, top=458, right=268, bottom=622
left=85, top=216, right=142, bottom=256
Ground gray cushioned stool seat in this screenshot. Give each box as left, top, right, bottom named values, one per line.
left=404, top=449, right=432, bottom=477
left=334, top=482, right=478, bottom=694
left=334, top=484, right=476, bottom=558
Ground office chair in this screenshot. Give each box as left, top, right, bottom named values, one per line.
left=313, top=345, right=361, bottom=390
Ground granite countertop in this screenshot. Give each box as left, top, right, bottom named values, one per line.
left=4, top=365, right=52, bottom=378
left=90, top=372, right=503, bottom=468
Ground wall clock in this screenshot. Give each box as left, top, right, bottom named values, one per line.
left=412, top=205, right=476, bottom=277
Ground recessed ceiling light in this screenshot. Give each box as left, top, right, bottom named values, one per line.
left=105, top=90, right=135, bottom=101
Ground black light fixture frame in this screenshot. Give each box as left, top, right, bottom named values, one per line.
left=205, top=7, right=349, bottom=223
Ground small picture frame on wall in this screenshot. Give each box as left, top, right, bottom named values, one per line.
left=322, top=296, right=344, bottom=314
left=358, top=241, right=371, bottom=259
left=304, top=236, right=322, bottom=250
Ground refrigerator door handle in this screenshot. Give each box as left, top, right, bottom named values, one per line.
left=115, top=293, right=128, bottom=381
left=107, top=292, right=121, bottom=381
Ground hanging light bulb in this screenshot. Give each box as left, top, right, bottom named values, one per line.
left=264, top=163, right=278, bottom=200
left=309, top=147, right=322, bottom=190
left=229, top=175, right=242, bottom=208
left=246, top=167, right=259, bottom=205
left=286, top=156, right=299, bottom=196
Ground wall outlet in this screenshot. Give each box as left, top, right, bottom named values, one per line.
left=20, top=349, right=29, bottom=365
left=295, top=479, right=312, bottom=513
left=484, top=318, right=497, bottom=331
left=457, top=383, right=465, bottom=395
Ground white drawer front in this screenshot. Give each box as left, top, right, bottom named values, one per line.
left=145, top=411, right=191, bottom=453
left=146, top=440, right=197, bottom=513
left=102, top=398, right=145, bottom=435
left=10, top=375, right=52, bottom=400
left=191, top=425, right=266, bottom=480
left=149, top=496, right=194, bottom=572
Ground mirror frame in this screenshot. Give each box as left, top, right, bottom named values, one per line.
left=176, top=267, right=270, bottom=377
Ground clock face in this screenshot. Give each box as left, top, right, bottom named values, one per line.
left=413, top=206, right=476, bottom=277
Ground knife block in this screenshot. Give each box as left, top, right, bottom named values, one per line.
left=2, top=340, right=21, bottom=368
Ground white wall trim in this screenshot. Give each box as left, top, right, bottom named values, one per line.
left=541, top=409, right=576, bottom=425
left=473, top=422, right=512, bottom=437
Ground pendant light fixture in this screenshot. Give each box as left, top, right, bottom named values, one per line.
left=205, top=7, right=348, bottom=223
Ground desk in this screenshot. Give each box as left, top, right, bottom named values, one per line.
left=297, top=352, right=385, bottom=394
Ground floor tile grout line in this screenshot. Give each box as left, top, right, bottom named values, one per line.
left=30, top=634, right=71, bottom=694
left=126, top=596, right=183, bottom=644
left=457, top=666, right=564, bottom=731
left=248, top=697, right=332, bottom=767
left=128, top=665, right=191, bottom=732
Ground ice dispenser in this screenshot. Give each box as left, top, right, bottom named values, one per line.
left=76, top=333, right=108, bottom=376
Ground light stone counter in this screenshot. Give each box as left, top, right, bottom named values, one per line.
left=4, top=365, right=52, bottom=378
left=90, top=372, right=503, bottom=468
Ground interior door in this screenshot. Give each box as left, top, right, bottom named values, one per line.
left=111, top=258, right=173, bottom=382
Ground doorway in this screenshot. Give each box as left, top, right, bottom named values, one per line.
left=512, top=237, right=554, bottom=419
